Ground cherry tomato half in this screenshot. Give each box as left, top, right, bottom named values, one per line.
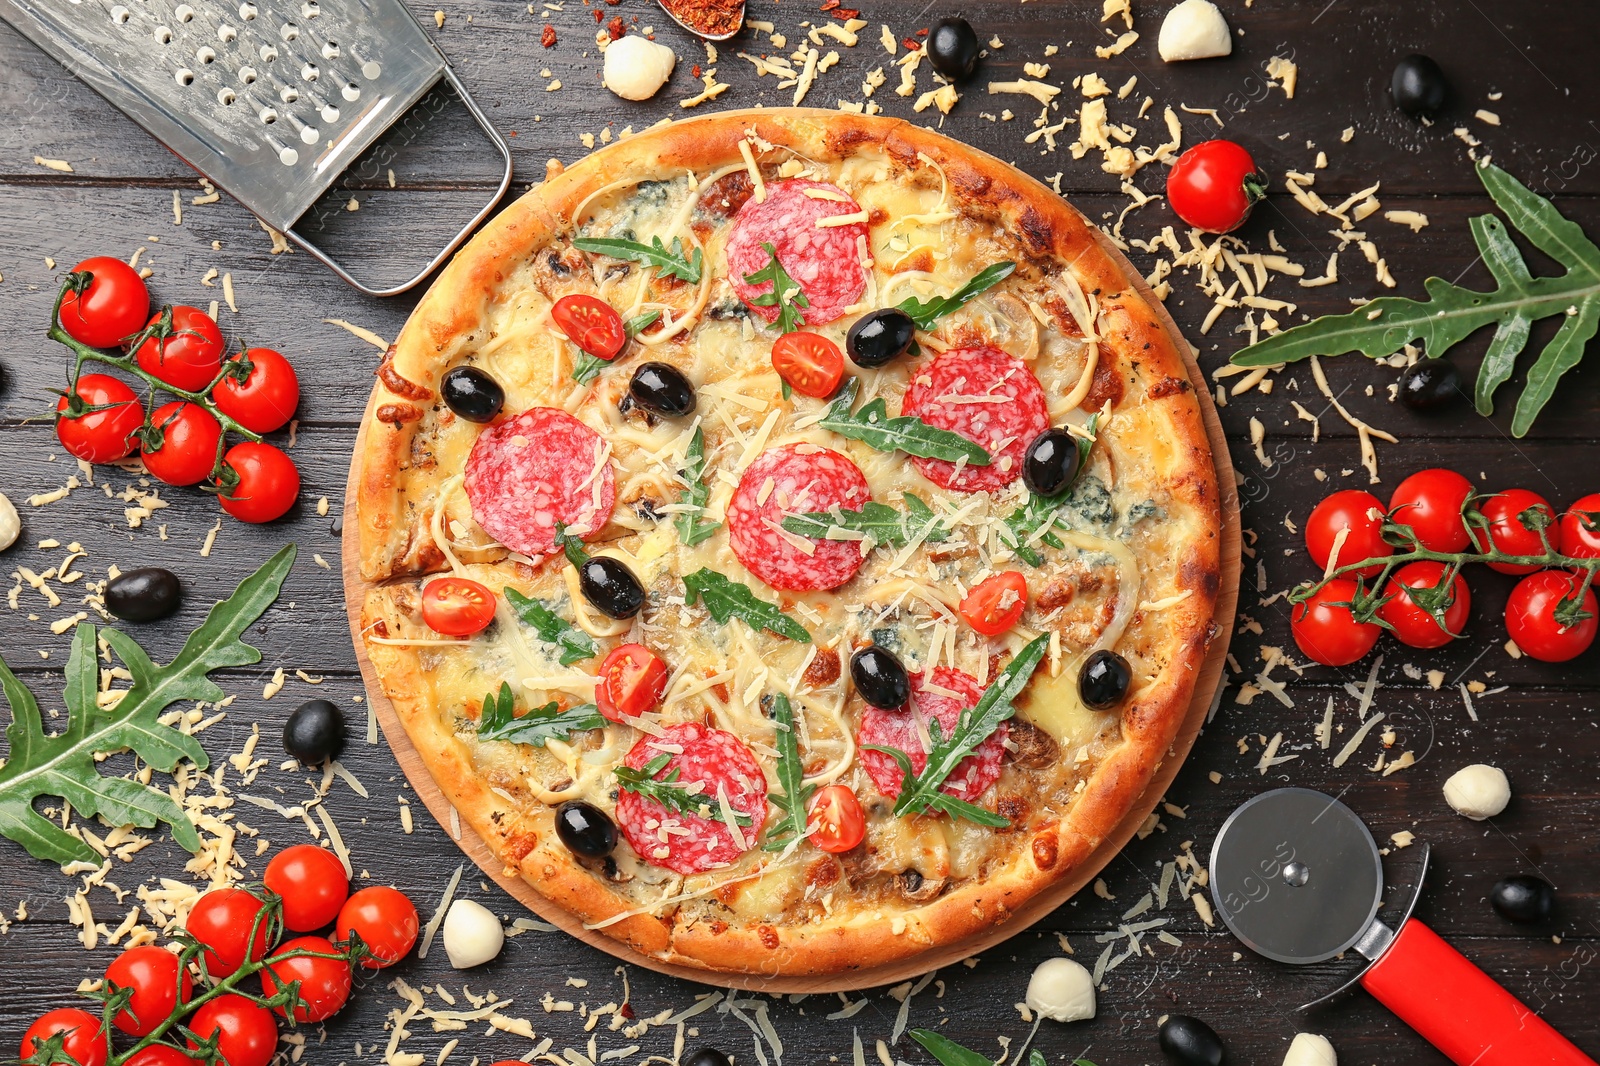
left=105, top=945, right=193, bottom=1037
left=420, top=577, right=497, bottom=637
left=142, top=401, right=222, bottom=487
left=806, top=784, right=866, bottom=853
left=1304, top=490, right=1390, bottom=578
left=552, top=294, right=626, bottom=361
left=1505, top=571, right=1598, bottom=663
left=213, top=348, right=300, bottom=434
left=1165, top=140, right=1266, bottom=234
left=216, top=442, right=299, bottom=524
left=959, top=571, right=1029, bottom=636
left=59, top=256, right=150, bottom=349
left=1559, top=493, right=1600, bottom=564
left=126, top=1046, right=201, bottom=1066
left=20, top=1008, right=108, bottom=1066
left=56, top=373, right=144, bottom=464
left=336, top=886, right=419, bottom=969
left=1472, top=488, right=1560, bottom=574
left=187, top=995, right=278, bottom=1066
left=132, top=306, right=225, bottom=393
left=771, top=332, right=845, bottom=399
left=1291, top=578, right=1380, bottom=667
left=1377, top=561, right=1471, bottom=649
left=259, top=936, right=352, bottom=1023
left=264, top=844, right=349, bottom=932
left=1388, top=468, right=1474, bottom=553
left=185, top=887, right=273, bottom=978
left=595, top=643, right=670, bottom=722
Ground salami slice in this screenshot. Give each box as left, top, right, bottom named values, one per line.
left=900, top=346, right=1050, bottom=494
left=859, top=667, right=1007, bottom=804
left=463, top=407, right=615, bottom=557
left=728, top=443, right=871, bottom=592
left=725, top=179, right=869, bottom=326
left=615, top=723, right=768, bottom=874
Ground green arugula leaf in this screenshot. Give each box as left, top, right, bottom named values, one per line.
left=1000, top=414, right=1100, bottom=567
left=553, top=524, right=591, bottom=569
left=818, top=378, right=991, bottom=465
left=625, top=310, right=663, bottom=337
left=571, top=351, right=610, bottom=386
left=674, top=427, right=721, bottom=547
left=475, top=682, right=605, bottom=747
left=573, top=235, right=704, bottom=283
left=909, top=1030, right=996, bottom=1066
left=743, top=243, right=810, bottom=332
left=614, top=753, right=754, bottom=827
left=761, top=693, right=817, bottom=852
left=504, top=588, right=599, bottom=666
left=683, top=568, right=811, bottom=643
left=1231, top=162, right=1600, bottom=437
left=0, top=545, right=296, bottom=866
left=895, top=261, right=1017, bottom=331
left=781, top=493, right=949, bottom=549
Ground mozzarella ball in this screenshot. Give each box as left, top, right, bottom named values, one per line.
left=1158, top=0, right=1232, bottom=62
left=1024, top=957, right=1095, bottom=1023
left=1283, top=1033, right=1337, bottom=1066
left=442, top=898, right=505, bottom=969
left=1443, top=764, right=1510, bottom=821
left=603, top=36, right=677, bottom=102
left=0, top=493, right=18, bottom=552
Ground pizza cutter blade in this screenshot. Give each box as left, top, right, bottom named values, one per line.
left=1209, top=788, right=1597, bottom=1066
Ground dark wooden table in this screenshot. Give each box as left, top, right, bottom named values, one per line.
left=3, top=2, right=1598, bottom=1064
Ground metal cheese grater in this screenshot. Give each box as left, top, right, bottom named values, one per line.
left=1, top=0, right=512, bottom=296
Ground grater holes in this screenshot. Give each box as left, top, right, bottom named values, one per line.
left=301, top=62, right=319, bottom=82
left=301, top=1, right=320, bottom=16
left=258, top=105, right=278, bottom=124
left=280, top=22, right=299, bottom=42
left=196, top=46, right=217, bottom=64
left=239, top=65, right=257, bottom=84
left=154, top=25, right=173, bottom=44
left=175, top=68, right=195, bottom=87
left=349, top=48, right=381, bottom=80
left=239, top=3, right=257, bottom=20
left=279, top=85, right=299, bottom=103
left=173, top=4, right=195, bottom=22
left=320, top=40, right=340, bottom=60
left=218, top=24, right=238, bottom=43
left=341, top=81, right=360, bottom=102
left=266, top=134, right=300, bottom=166
left=217, top=87, right=237, bottom=105
left=110, top=6, right=130, bottom=25
left=259, top=44, right=278, bottom=62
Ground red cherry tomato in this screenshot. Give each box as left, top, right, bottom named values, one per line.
left=1472, top=489, right=1560, bottom=574
left=1291, top=578, right=1380, bottom=667
left=186, top=995, right=278, bottom=1066
left=185, top=888, right=273, bottom=977
left=105, top=945, right=193, bottom=1037
left=336, top=886, right=418, bottom=969
left=58, top=256, right=150, bottom=349
left=126, top=1046, right=201, bottom=1066
left=770, top=332, right=845, bottom=399
left=259, top=935, right=353, bottom=1023
left=216, top=442, right=299, bottom=523
left=1377, top=561, right=1471, bottom=649
left=20, top=1008, right=108, bottom=1066
left=1304, top=490, right=1390, bottom=578
left=806, top=784, right=866, bottom=853
left=595, top=643, right=670, bottom=722
left=420, top=577, right=497, bottom=637
left=264, top=844, right=350, bottom=932
left=1165, top=140, right=1266, bottom=234
left=141, top=401, right=222, bottom=487
left=959, top=571, right=1029, bottom=636
left=1388, top=468, right=1474, bottom=553
left=213, top=348, right=300, bottom=434
left=132, top=306, right=225, bottom=393
left=1505, top=570, right=1598, bottom=663
left=552, top=294, right=626, bottom=360
left=1559, top=493, right=1600, bottom=564
left=56, top=373, right=144, bottom=464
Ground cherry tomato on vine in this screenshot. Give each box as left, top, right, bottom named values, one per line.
left=1304, top=490, right=1390, bottom=578
left=336, top=886, right=418, bottom=969
left=213, top=348, right=300, bottom=434
left=1291, top=578, right=1380, bottom=667
left=186, top=887, right=273, bottom=977
left=959, top=571, right=1029, bottom=636
left=125, top=1046, right=200, bottom=1066
left=141, top=401, right=222, bottom=487
left=264, top=844, right=349, bottom=932
left=259, top=936, right=352, bottom=1023
left=771, top=332, right=845, bottom=399
left=1472, top=488, right=1560, bottom=574
left=58, top=256, right=150, bottom=349
left=552, top=294, right=626, bottom=360
left=1377, top=561, right=1471, bottom=649
left=216, top=442, right=299, bottom=523
left=1388, top=468, right=1474, bottom=553
left=1559, top=493, right=1600, bottom=564
left=595, top=643, right=670, bottom=722
left=1165, top=140, right=1267, bottom=234
left=1505, top=571, right=1598, bottom=663
left=56, top=373, right=144, bottom=464
left=20, top=1008, right=108, bottom=1066
left=806, top=784, right=866, bottom=853
left=186, top=995, right=278, bottom=1066
left=105, top=945, right=194, bottom=1037
left=132, top=306, right=224, bottom=393
left=420, top=577, right=497, bottom=637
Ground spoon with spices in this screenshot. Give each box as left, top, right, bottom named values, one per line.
left=655, top=0, right=743, bottom=41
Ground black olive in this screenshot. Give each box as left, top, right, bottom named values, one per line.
left=683, top=1051, right=730, bottom=1066
left=927, top=17, right=980, bottom=81
left=1490, top=875, right=1556, bottom=924
left=441, top=366, right=505, bottom=424
left=1022, top=428, right=1082, bottom=497
left=1397, top=359, right=1460, bottom=411
left=104, top=567, right=182, bottom=623
left=579, top=557, right=645, bottom=619
left=1391, top=54, right=1449, bottom=117
left=1157, top=1014, right=1225, bottom=1066
left=628, top=362, right=697, bottom=416
left=1079, top=649, right=1131, bottom=710
left=846, top=308, right=917, bottom=368
left=555, top=800, right=617, bottom=858
left=850, top=646, right=911, bottom=709
left=284, top=699, right=345, bottom=764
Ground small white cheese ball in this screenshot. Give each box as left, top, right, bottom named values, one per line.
left=1025, top=957, right=1096, bottom=1023
left=1443, top=764, right=1511, bottom=821
left=0, top=493, right=18, bottom=552
left=1158, top=0, right=1232, bottom=62
left=1283, top=1033, right=1337, bottom=1066
left=442, top=898, right=504, bottom=969
left=603, top=35, right=677, bottom=102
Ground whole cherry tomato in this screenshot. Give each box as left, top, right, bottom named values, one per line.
left=186, top=995, right=278, bottom=1066
left=132, top=306, right=225, bottom=393
left=259, top=936, right=352, bottom=1023
left=959, top=571, right=1029, bottom=636
left=1304, top=490, right=1390, bottom=578
left=336, top=886, right=419, bottom=969
left=216, top=442, right=299, bottom=523
left=1377, top=561, right=1471, bottom=649
left=185, top=887, right=273, bottom=977
left=771, top=332, right=845, bottom=399
left=20, top=1008, right=107, bottom=1066
left=1166, top=140, right=1266, bottom=234
left=1472, top=488, right=1560, bottom=574
left=1291, top=578, right=1380, bottom=667
left=420, top=577, right=498, bottom=637
left=595, top=643, right=670, bottom=722
left=807, top=784, right=866, bottom=853
left=141, top=401, right=222, bottom=487
left=56, top=373, right=144, bottom=463
left=1388, top=468, right=1474, bottom=553
left=552, top=294, right=626, bottom=360
left=126, top=1046, right=200, bottom=1066
left=58, top=256, right=150, bottom=349
left=264, top=844, right=349, bottom=932
left=1559, top=493, right=1600, bottom=564
left=213, top=348, right=300, bottom=434
left=1505, top=571, right=1598, bottom=663
left=105, top=945, right=193, bottom=1036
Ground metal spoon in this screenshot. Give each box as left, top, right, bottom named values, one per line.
left=653, top=0, right=745, bottom=42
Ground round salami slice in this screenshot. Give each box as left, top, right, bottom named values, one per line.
left=463, top=407, right=615, bottom=557
left=725, top=179, right=869, bottom=326
left=728, top=443, right=871, bottom=592
left=859, top=667, right=1007, bottom=804
left=900, top=346, right=1050, bottom=494
left=615, top=723, right=768, bottom=874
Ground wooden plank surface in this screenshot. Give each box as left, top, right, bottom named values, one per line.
left=2, top=0, right=1599, bottom=1064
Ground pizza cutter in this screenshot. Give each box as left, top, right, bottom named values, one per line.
left=1208, top=788, right=1596, bottom=1066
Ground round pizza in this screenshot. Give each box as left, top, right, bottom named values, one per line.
left=352, top=109, right=1222, bottom=977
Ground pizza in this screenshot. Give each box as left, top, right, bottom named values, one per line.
left=351, top=109, right=1223, bottom=976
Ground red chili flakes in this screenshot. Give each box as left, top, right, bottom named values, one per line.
left=902, top=37, right=920, bottom=50
left=915, top=27, right=929, bottom=35
left=691, top=63, right=702, bottom=78
left=542, top=23, right=558, bottom=46
left=592, top=8, right=604, bottom=19
left=829, top=8, right=859, bottom=18
left=606, top=14, right=625, bottom=37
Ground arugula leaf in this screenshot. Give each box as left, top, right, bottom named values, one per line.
left=573, top=235, right=704, bottom=283
left=781, top=493, right=949, bottom=549
left=743, top=243, right=810, bottom=332
left=625, top=310, right=663, bottom=336
left=553, top=524, right=591, bottom=570
left=475, top=682, right=605, bottom=747
left=674, top=427, right=721, bottom=547
left=0, top=545, right=295, bottom=866
left=614, top=753, right=754, bottom=827
left=570, top=313, right=657, bottom=386
left=504, top=588, right=599, bottom=666
left=818, top=378, right=991, bottom=465
left=761, top=694, right=817, bottom=852
left=683, top=568, right=811, bottom=643
left=1000, top=414, right=1101, bottom=567
left=1231, top=162, right=1600, bottom=437
left=896, top=261, right=1017, bottom=331
left=909, top=1030, right=995, bottom=1066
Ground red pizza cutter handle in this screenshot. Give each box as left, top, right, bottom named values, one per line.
left=1359, top=919, right=1597, bottom=1066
